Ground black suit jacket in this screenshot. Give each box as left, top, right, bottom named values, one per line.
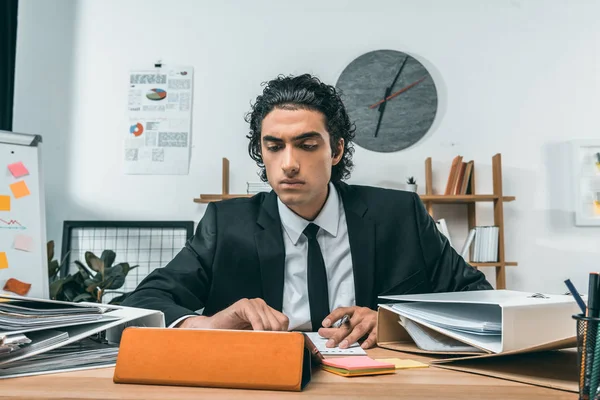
left=123, top=182, right=492, bottom=326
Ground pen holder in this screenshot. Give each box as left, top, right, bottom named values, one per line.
left=575, top=314, right=600, bottom=400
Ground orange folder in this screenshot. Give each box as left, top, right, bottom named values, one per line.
left=113, top=327, right=311, bottom=391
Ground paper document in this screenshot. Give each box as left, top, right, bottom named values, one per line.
left=125, top=65, right=194, bottom=175
left=304, top=332, right=366, bottom=356
left=391, top=302, right=501, bottom=333
left=399, top=317, right=481, bottom=353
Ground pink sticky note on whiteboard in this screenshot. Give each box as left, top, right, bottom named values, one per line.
left=7, top=162, right=29, bottom=178
left=14, top=235, right=34, bottom=252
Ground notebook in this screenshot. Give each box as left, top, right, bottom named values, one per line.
left=321, top=356, right=396, bottom=377
left=304, top=332, right=367, bottom=356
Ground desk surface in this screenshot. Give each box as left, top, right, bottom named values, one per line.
left=0, top=348, right=576, bottom=400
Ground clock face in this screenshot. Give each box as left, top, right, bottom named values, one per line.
left=335, top=49, right=438, bottom=153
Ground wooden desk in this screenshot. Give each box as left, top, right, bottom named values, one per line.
left=0, top=348, right=576, bottom=400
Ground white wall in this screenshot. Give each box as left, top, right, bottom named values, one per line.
left=13, top=0, right=600, bottom=293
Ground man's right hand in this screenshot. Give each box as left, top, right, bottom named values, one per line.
left=178, top=298, right=289, bottom=331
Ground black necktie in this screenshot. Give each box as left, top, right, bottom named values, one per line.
left=303, top=223, right=330, bottom=331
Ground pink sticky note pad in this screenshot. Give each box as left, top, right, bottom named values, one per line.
left=8, top=162, right=29, bottom=178
left=322, top=356, right=395, bottom=370
left=14, top=235, right=34, bottom=252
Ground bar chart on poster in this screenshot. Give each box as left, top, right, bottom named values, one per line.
left=0, top=130, right=48, bottom=298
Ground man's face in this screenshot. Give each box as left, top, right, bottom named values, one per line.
left=260, top=108, right=343, bottom=219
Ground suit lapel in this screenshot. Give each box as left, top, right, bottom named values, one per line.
left=336, top=183, right=376, bottom=309
left=255, top=191, right=285, bottom=312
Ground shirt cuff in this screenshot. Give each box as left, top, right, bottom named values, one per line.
left=168, top=314, right=197, bottom=328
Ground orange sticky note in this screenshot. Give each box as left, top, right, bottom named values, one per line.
left=7, top=162, right=29, bottom=178
left=0, top=252, right=7, bottom=270
left=9, top=180, right=30, bottom=199
left=3, top=278, right=31, bottom=296
left=0, top=195, right=9, bottom=211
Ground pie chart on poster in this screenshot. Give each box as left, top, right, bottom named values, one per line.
left=130, top=122, right=144, bottom=137
left=146, top=88, right=167, bottom=101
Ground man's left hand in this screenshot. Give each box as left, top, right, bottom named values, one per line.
left=317, top=306, right=377, bottom=349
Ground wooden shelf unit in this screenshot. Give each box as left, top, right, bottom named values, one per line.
left=193, top=155, right=516, bottom=289
left=193, top=158, right=252, bottom=203
left=422, top=153, right=516, bottom=289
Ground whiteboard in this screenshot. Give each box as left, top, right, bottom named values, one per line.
left=0, top=130, right=48, bottom=298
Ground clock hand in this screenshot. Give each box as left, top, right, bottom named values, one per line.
left=388, top=56, right=408, bottom=94
left=373, top=56, right=409, bottom=138
left=369, top=76, right=428, bottom=109
left=373, top=88, right=390, bottom=138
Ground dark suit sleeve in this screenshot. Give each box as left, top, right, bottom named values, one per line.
left=121, top=203, right=217, bottom=326
left=411, top=193, right=493, bottom=292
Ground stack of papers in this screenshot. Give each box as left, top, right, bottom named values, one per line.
left=0, top=294, right=164, bottom=378
left=0, top=338, right=118, bottom=378
left=399, top=316, right=481, bottom=353
left=0, top=300, right=116, bottom=333
left=392, top=303, right=501, bottom=334
left=390, top=302, right=502, bottom=353
left=321, top=356, right=396, bottom=377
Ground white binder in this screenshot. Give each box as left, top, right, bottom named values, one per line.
left=377, top=290, right=579, bottom=355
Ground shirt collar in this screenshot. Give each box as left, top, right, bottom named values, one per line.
left=277, top=182, right=340, bottom=245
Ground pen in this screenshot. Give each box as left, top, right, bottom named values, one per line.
left=334, top=314, right=350, bottom=328
left=564, top=279, right=587, bottom=315
left=588, top=273, right=600, bottom=318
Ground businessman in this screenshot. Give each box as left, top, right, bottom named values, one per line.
left=123, top=74, right=492, bottom=349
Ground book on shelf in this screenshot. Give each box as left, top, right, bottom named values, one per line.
left=246, top=182, right=272, bottom=195
left=444, top=156, right=474, bottom=195
left=460, top=226, right=499, bottom=263
left=435, top=219, right=453, bottom=248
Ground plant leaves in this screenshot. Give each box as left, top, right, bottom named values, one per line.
left=48, top=260, right=60, bottom=279
left=86, top=281, right=101, bottom=293
left=47, top=240, right=55, bottom=262
left=49, top=278, right=65, bottom=299
left=85, top=252, right=104, bottom=275
left=74, top=260, right=91, bottom=280
left=61, top=280, right=82, bottom=302
left=99, top=276, right=117, bottom=290
left=106, top=274, right=125, bottom=290
left=122, top=263, right=138, bottom=276
left=100, top=250, right=116, bottom=270
left=72, top=292, right=94, bottom=302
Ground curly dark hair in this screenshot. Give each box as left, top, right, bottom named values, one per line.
left=245, top=74, right=355, bottom=183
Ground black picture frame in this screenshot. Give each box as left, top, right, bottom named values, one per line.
left=60, top=220, right=194, bottom=278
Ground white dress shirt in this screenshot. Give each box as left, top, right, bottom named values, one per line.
left=278, top=182, right=355, bottom=331
left=169, top=182, right=356, bottom=329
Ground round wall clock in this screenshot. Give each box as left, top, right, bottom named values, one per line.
left=335, top=49, right=438, bottom=153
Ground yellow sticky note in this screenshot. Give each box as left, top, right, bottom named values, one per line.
left=0, top=252, right=8, bottom=270
left=9, top=180, right=30, bottom=199
left=375, top=358, right=429, bottom=370
left=0, top=195, right=9, bottom=211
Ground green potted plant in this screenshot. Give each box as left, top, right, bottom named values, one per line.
left=48, top=243, right=137, bottom=305
left=406, top=176, right=418, bottom=193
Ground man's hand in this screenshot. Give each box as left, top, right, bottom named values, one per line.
left=179, top=298, right=289, bottom=331
left=317, top=306, right=377, bottom=349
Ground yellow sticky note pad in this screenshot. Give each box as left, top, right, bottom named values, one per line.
left=9, top=180, right=30, bottom=199
left=0, top=195, right=9, bottom=211
left=375, top=358, right=429, bottom=370
left=0, top=252, right=8, bottom=270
